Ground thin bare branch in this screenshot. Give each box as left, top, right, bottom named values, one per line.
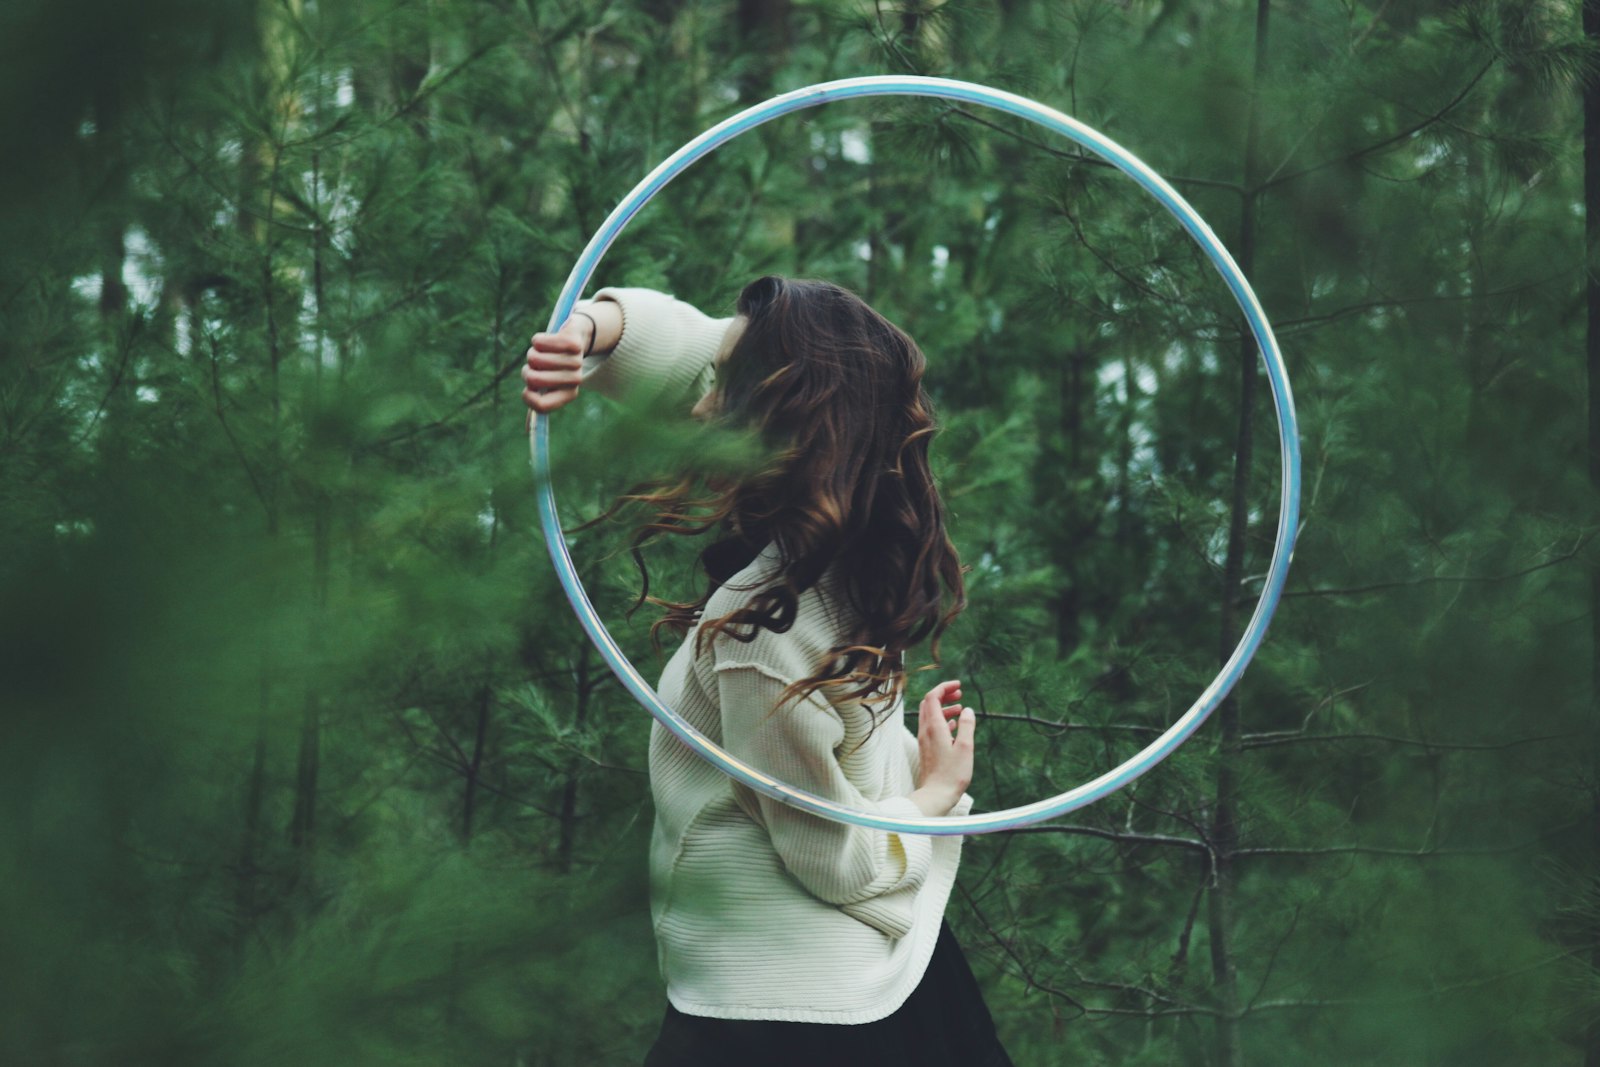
left=1246, top=949, right=1583, bottom=1012
left=1243, top=904, right=1302, bottom=1014
left=957, top=882, right=1091, bottom=1018
left=1242, top=730, right=1578, bottom=752
left=943, top=105, right=1246, bottom=197
left=1237, top=819, right=1580, bottom=859
left=1259, top=59, right=1496, bottom=192
left=1270, top=528, right=1599, bottom=601
left=998, top=824, right=1211, bottom=854
left=1270, top=272, right=1567, bottom=336
left=952, top=710, right=1163, bottom=737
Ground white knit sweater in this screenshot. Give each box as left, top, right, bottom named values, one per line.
left=581, top=286, right=971, bottom=1024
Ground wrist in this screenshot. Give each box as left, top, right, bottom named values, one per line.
left=575, top=298, right=623, bottom=357
left=570, top=309, right=598, bottom=357
left=909, top=785, right=959, bottom=818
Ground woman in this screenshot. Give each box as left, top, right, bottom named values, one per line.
left=522, top=277, right=1014, bottom=1066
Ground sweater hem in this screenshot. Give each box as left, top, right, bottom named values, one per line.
left=662, top=829, right=964, bottom=1025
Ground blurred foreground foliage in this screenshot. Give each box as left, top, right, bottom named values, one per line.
left=2, top=0, right=1598, bottom=1064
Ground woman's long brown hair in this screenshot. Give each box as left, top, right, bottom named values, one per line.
left=596, top=275, right=966, bottom=715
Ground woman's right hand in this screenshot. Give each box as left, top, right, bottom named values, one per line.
left=521, top=314, right=595, bottom=415
left=909, top=679, right=975, bottom=817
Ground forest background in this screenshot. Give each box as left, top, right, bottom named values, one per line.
left=4, top=0, right=1599, bottom=1064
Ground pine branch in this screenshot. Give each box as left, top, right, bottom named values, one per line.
left=1053, top=195, right=1211, bottom=315
left=956, top=880, right=1091, bottom=1017
left=1030, top=949, right=1581, bottom=1022
left=1169, top=865, right=1209, bottom=976
left=288, top=37, right=508, bottom=153
left=943, top=104, right=1246, bottom=197
left=546, top=734, right=647, bottom=777
left=1270, top=272, right=1568, bottom=336
left=203, top=329, right=271, bottom=521
left=964, top=711, right=1163, bottom=737
left=1058, top=961, right=1199, bottom=1013
left=998, top=815, right=1578, bottom=863
left=998, top=824, right=1211, bottom=854
left=1258, top=59, right=1497, bottom=193
left=1236, top=819, right=1580, bottom=859
left=1267, top=528, right=1600, bottom=601
left=68, top=317, right=142, bottom=451
left=1244, top=949, right=1583, bottom=1012
left=392, top=707, right=573, bottom=818
left=332, top=749, right=430, bottom=835
left=962, top=881, right=1224, bottom=1020
left=364, top=347, right=529, bottom=453
left=1242, top=904, right=1301, bottom=1015
left=1242, top=729, right=1579, bottom=752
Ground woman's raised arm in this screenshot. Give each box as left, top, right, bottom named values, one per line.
left=522, top=303, right=611, bottom=415
left=522, top=287, right=737, bottom=420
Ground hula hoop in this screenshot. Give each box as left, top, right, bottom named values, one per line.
left=529, top=75, right=1300, bottom=836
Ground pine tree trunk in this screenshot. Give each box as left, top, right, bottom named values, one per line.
left=1052, top=349, right=1087, bottom=657
left=99, top=229, right=127, bottom=319
left=735, top=0, right=790, bottom=100
left=289, top=148, right=330, bottom=860
left=232, top=683, right=270, bottom=965
left=1116, top=353, right=1138, bottom=562
left=238, top=0, right=303, bottom=946
left=288, top=492, right=324, bottom=857
left=557, top=645, right=592, bottom=873
left=92, top=85, right=128, bottom=321
left=1208, top=3, right=1270, bottom=1064
left=464, top=683, right=490, bottom=842
left=289, top=697, right=320, bottom=850
left=1581, top=5, right=1600, bottom=1064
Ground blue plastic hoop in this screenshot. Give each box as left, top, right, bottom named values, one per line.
left=530, top=75, right=1300, bottom=836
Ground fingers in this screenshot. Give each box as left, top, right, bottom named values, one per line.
left=919, top=692, right=951, bottom=748
left=525, top=353, right=584, bottom=376
left=524, top=385, right=578, bottom=413
left=525, top=336, right=584, bottom=371
left=918, top=686, right=941, bottom=739
left=522, top=337, right=586, bottom=413
left=522, top=362, right=582, bottom=388
left=955, top=705, right=976, bottom=750
left=525, top=334, right=584, bottom=381
left=521, top=367, right=580, bottom=413
left=521, top=367, right=579, bottom=391
left=920, top=680, right=966, bottom=742
left=530, top=329, right=584, bottom=355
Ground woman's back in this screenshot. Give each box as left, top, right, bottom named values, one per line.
left=648, top=538, right=968, bottom=1023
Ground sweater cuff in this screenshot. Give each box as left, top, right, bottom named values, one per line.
left=879, top=794, right=935, bottom=890
left=581, top=286, right=733, bottom=410
left=837, top=795, right=944, bottom=941
left=841, top=891, right=918, bottom=941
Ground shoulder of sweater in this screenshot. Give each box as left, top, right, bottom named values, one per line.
left=704, top=559, right=856, bottom=680
left=706, top=589, right=845, bottom=679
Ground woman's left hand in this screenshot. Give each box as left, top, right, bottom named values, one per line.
left=909, top=679, right=974, bottom=817
left=522, top=315, right=593, bottom=414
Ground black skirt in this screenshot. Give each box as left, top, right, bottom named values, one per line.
left=642, top=920, right=1015, bottom=1067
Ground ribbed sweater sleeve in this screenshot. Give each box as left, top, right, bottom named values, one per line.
left=580, top=286, right=736, bottom=410
left=712, top=658, right=936, bottom=934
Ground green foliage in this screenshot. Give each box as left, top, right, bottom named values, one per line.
left=1, top=0, right=1596, bottom=1063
